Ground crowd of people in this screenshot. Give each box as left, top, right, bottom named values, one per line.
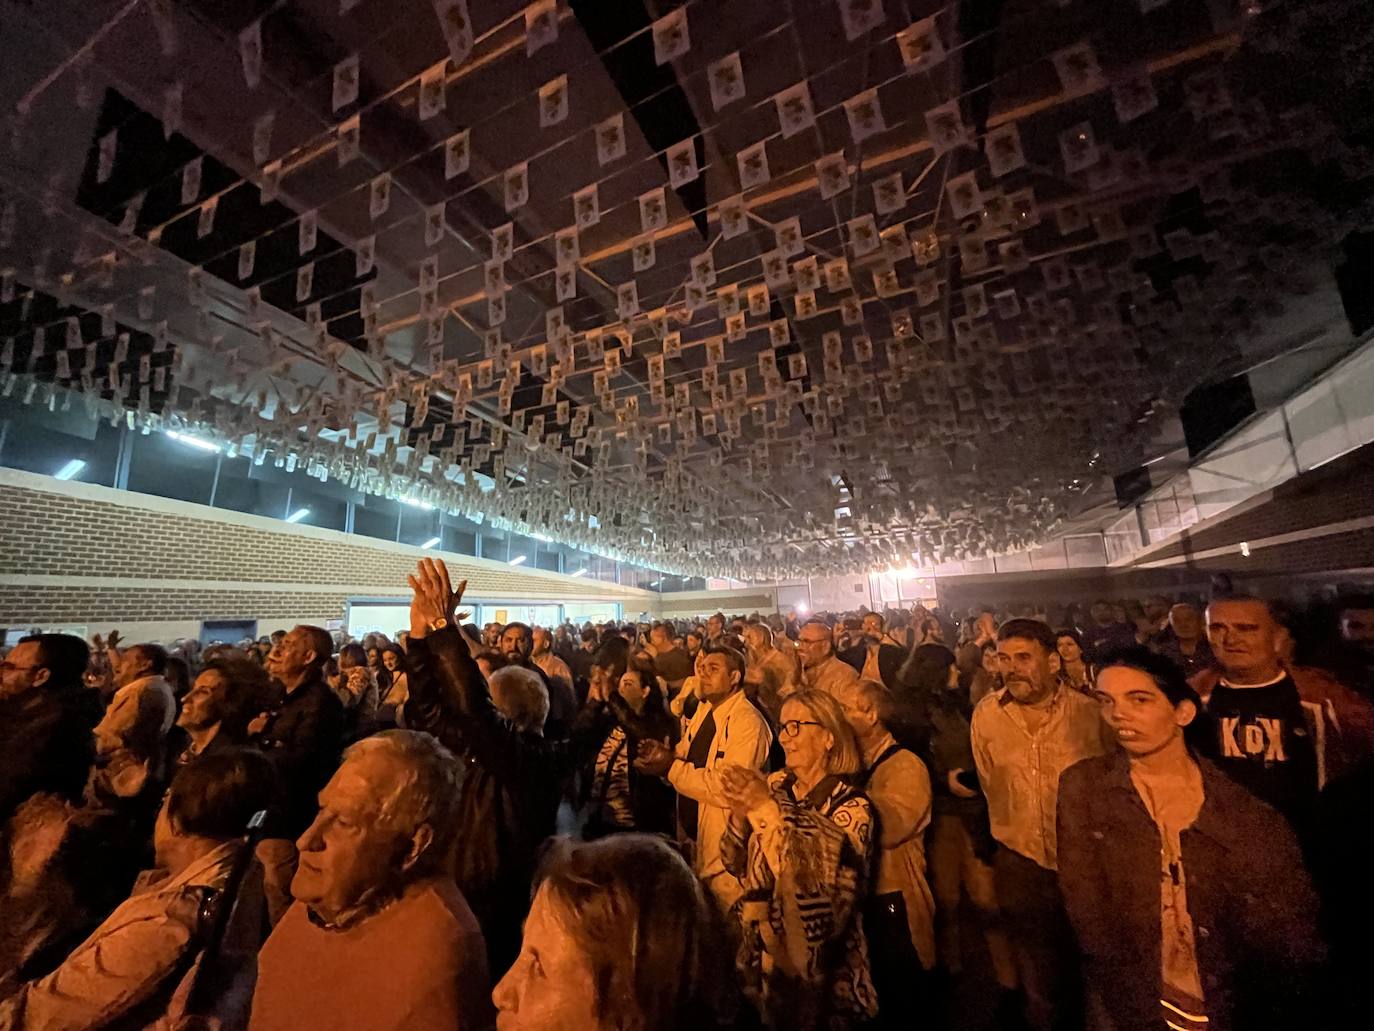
left=2, top=566, right=1373, bottom=1030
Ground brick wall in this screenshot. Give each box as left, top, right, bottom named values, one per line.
left=0, top=469, right=655, bottom=638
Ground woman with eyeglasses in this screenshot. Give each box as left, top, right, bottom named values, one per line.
left=717, top=689, right=879, bottom=1030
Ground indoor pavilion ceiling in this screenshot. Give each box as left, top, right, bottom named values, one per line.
left=0, top=0, right=1371, bottom=579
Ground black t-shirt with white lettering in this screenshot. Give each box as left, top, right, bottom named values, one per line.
left=1203, top=674, right=1317, bottom=824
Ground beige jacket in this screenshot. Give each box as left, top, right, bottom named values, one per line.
left=865, top=735, right=937, bottom=969
left=668, top=688, right=772, bottom=911
left=0, top=843, right=236, bottom=1030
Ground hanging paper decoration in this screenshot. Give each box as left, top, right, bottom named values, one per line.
left=651, top=8, right=690, bottom=66
left=197, top=197, right=217, bottom=238
left=1059, top=121, right=1100, bottom=173
left=338, top=114, right=361, bottom=166
left=666, top=139, right=699, bottom=187
left=632, top=234, right=656, bottom=271
left=595, top=113, right=625, bottom=165
left=555, top=263, right=577, bottom=301
left=369, top=173, right=392, bottom=219
left=872, top=172, right=905, bottom=214
left=946, top=170, right=982, bottom=219
left=816, top=153, right=850, bottom=199
left=737, top=141, right=770, bottom=189
left=538, top=74, right=568, bottom=127
left=616, top=281, right=639, bottom=317
left=639, top=186, right=667, bottom=231
left=425, top=203, right=445, bottom=247
left=837, top=0, right=885, bottom=41
left=719, top=195, right=748, bottom=238
left=1052, top=41, right=1105, bottom=93
left=504, top=162, right=529, bottom=210
left=984, top=122, right=1026, bottom=177
left=492, top=222, right=514, bottom=261
left=444, top=129, right=470, bottom=178
left=554, top=226, right=580, bottom=265
left=896, top=16, right=945, bottom=71
left=708, top=51, right=746, bottom=109
left=848, top=214, right=879, bottom=256
left=775, top=216, right=803, bottom=256
left=299, top=209, right=318, bottom=254
left=525, top=0, right=558, bottom=56
left=238, top=240, right=256, bottom=280
left=419, top=65, right=447, bottom=119
left=925, top=99, right=971, bottom=152
left=434, top=0, right=474, bottom=67
left=180, top=156, right=203, bottom=205
left=843, top=88, right=885, bottom=144
left=775, top=82, right=816, bottom=138
left=356, top=234, right=376, bottom=276
left=333, top=53, right=360, bottom=112
left=296, top=263, right=314, bottom=302
left=1112, top=67, right=1158, bottom=123
left=573, top=183, right=600, bottom=228
left=239, top=19, right=263, bottom=89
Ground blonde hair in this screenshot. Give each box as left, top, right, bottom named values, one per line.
left=782, top=689, right=863, bottom=776
left=536, top=834, right=727, bottom=1031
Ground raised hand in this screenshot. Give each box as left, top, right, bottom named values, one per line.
left=407, top=558, right=465, bottom=639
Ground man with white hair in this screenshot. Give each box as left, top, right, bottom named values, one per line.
left=250, top=730, right=492, bottom=1031
left=796, top=618, right=861, bottom=700
left=486, top=665, right=550, bottom=735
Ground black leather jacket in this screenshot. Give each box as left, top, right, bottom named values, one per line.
left=403, top=627, right=605, bottom=975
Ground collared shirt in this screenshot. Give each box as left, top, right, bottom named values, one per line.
left=802, top=654, right=860, bottom=702
left=971, top=684, right=1108, bottom=870
left=667, top=688, right=771, bottom=908
left=861, top=645, right=883, bottom=684
left=0, top=843, right=236, bottom=1029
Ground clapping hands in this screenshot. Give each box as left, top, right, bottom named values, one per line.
left=632, top=739, right=674, bottom=776
left=408, top=558, right=465, bottom=639
left=718, top=763, right=770, bottom=818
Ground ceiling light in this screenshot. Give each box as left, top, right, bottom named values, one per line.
left=796, top=601, right=810, bottom=614
left=570, top=568, right=588, bottom=577
left=509, top=555, right=527, bottom=565
left=167, top=431, right=221, bottom=453
left=54, top=459, right=86, bottom=481
left=286, top=508, right=310, bottom=523
left=421, top=536, right=441, bottom=550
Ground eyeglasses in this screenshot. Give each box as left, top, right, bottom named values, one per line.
left=779, top=719, right=822, bottom=737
